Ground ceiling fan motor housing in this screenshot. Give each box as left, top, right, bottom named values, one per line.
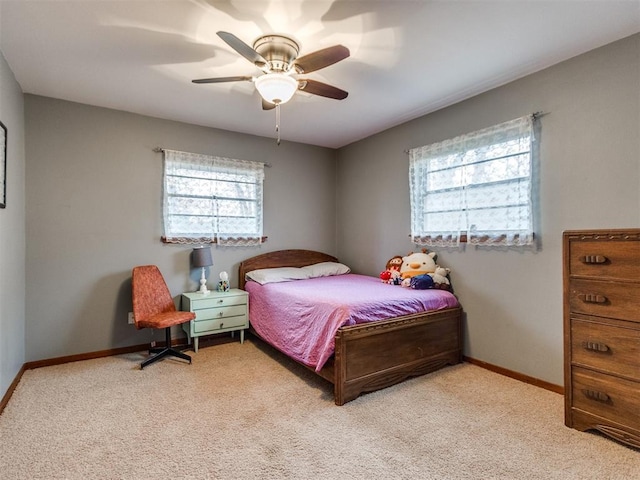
left=253, top=35, right=300, bottom=72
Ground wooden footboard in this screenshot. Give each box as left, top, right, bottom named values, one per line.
left=324, top=307, right=462, bottom=405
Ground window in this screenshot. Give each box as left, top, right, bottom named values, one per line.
left=162, top=149, right=265, bottom=246
left=409, top=115, right=537, bottom=247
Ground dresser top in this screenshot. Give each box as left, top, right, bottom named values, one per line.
left=563, top=229, right=640, bottom=240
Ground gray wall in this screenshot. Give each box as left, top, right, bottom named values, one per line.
left=0, top=50, right=26, bottom=397
left=336, top=34, right=640, bottom=387
left=24, top=96, right=337, bottom=361
left=5, top=33, right=639, bottom=397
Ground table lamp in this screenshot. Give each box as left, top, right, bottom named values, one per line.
left=192, top=246, right=213, bottom=294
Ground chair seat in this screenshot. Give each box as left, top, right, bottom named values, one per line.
left=136, top=311, right=195, bottom=330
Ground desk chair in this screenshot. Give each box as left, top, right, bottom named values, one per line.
left=132, top=265, right=196, bottom=369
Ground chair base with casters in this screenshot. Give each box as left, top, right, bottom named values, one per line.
left=142, top=326, right=192, bottom=369
left=132, top=265, right=197, bottom=370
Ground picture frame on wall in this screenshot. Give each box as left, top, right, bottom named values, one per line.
left=0, top=121, right=6, bottom=208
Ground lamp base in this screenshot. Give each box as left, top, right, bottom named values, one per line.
left=198, top=268, right=209, bottom=294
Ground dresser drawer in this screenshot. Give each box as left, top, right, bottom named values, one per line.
left=569, top=240, right=640, bottom=281
left=571, top=317, right=640, bottom=381
left=572, top=367, right=640, bottom=432
left=568, top=278, right=639, bottom=322
left=189, top=294, right=247, bottom=310
left=194, top=313, right=247, bottom=333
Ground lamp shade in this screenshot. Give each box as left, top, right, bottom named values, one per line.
left=192, top=246, right=213, bottom=268
left=255, top=73, right=298, bottom=105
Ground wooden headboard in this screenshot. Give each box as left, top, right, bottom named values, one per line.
left=238, top=249, right=338, bottom=289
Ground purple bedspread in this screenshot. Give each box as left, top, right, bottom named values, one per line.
left=245, top=274, right=459, bottom=371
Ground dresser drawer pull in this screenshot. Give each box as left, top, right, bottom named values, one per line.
left=582, top=341, right=610, bottom=353
left=219, top=312, right=224, bottom=317
left=580, top=255, right=608, bottom=264
left=582, top=389, right=611, bottom=403
left=578, top=293, right=608, bottom=304
left=217, top=299, right=224, bottom=303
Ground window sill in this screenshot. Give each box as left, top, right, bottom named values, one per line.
left=161, top=236, right=268, bottom=245
left=410, top=233, right=535, bottom=244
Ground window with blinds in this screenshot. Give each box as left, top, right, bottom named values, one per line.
left=162, top=149, right=265, bottom=246
left=409, top=115, right=537, bottom=247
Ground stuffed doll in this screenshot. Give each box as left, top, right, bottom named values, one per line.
left=386, top=255, right=403, bottom=273
left=380, top=255, right=403, bottom=284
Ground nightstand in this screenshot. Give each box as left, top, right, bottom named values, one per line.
left=181, top=289, right=249, bottom=352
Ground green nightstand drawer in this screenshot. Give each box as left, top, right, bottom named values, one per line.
left=194, top=315, right=247, bottom=334
left=189, top=295, right=246, bottom=310
left=194, top=305, right=246, bottom=322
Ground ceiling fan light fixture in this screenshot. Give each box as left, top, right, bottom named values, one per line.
left=255, top=73, right=298, bottom=105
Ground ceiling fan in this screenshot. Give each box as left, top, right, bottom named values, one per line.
left=193, top=31, right=350, bottom=110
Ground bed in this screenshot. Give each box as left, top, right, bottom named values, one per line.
left=238, top=249, right=463, bottom=405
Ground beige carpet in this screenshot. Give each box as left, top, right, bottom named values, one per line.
left=1, top=338, right=638, bottom=479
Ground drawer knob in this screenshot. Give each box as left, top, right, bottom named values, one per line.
left=219, top=312, right=224, bottom=317
left=218, top=299, right=224, bottom=303
left=578, top=293, right=608, bottom=304
left=582, top=341, right=610, bottom=353
left=582, top=389, right=611, bottom=403
left=580, top=255, right=608, bottom=264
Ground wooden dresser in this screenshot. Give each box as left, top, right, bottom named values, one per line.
left=563, top=229, right=640, bottom=449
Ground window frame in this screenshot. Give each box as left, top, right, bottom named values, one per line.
left=161, top=149, right=266, bottom=246
left=409, top=115, right=538, bottom=247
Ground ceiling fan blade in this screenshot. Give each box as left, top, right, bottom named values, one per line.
left=217, top=31, right=268, bottom=69
left=298, top=79, right=348, bottom=100
left=192, top=76, right=253, bottom=84
left=293, top=45, right=350, bottom=74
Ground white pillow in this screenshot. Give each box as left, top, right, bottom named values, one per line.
left=245, top=267, right=311, bottom=285
left=302, top=262, right=351, bottom=278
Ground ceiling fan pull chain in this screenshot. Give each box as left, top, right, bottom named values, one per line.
left=275, top=103, right=281, bottom=145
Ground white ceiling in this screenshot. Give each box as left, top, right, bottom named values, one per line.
left=1, top=1, right=639, bottom=148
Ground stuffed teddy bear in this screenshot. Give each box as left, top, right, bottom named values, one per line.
left=429, top=266, right=451, bottom=286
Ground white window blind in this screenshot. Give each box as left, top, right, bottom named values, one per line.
left=162, top=149, right=265, bottom=246
left=409, top=115, right=537, bottom=247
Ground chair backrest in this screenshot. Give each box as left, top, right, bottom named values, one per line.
left=132, top=265, right=177, bottom=325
